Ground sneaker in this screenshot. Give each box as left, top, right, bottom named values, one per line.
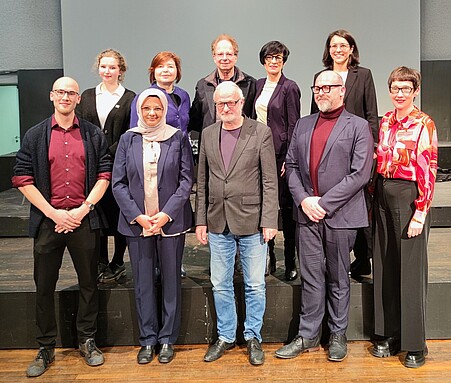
left=79, top=339, right=104, bottom=366
left=98, top=263, right=126, bottom=283
left=181, top=264, right=187, bottom=278
left=26, top=348, right=55, bottom=377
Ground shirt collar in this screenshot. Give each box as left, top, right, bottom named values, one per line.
left=51, top=114, right=80, bottom=129
left=95, top=83, right=125, bottom=97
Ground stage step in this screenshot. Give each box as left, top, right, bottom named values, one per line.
left=0, top=227, right=450, bottom=349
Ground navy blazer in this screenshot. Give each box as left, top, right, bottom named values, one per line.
left=112, top=129, right=194, bottom=237
left=285, top=109, right=373, bottom=229
left=310, top=66, right=379, bottom=143
left=253, top=74, right=301, bottom=156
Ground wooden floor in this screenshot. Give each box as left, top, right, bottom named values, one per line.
left=1, top=340, right=451, bottom=383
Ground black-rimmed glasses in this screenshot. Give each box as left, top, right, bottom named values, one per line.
left=311, top=84, right=342, bottom=94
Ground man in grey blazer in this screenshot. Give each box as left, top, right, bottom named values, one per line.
left=275, top=71, right=373, bottom=362
left=195, top=81, right=278, bottom=366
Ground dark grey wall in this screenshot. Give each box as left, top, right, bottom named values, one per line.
left=0, top=0, right=62, bottom=72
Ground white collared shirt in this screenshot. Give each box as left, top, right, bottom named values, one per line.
left=95, top=83, right=125, bottom=129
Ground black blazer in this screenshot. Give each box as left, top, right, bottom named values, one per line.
left=310, top=66, right=378, bottom=143
left=77, top=88, right=136, bottom=156
left=253, top=74, right=301, bottom=156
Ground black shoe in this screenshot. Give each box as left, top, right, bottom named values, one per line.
left=350, top=258, right=371, bottom=278
left=328, top=333, right=347, bottom=362
left=204, top=339, right=235, bottom=362
left=265, top=249, right=276, bottom=276
left=404, top=348, right=428, bottom=368
left=158, top=344, right=174, bottom=363
left=137, top=345, right=154, bottom=364
left=275, top=335, right=320, bottom=359
left=181, top=265, right=187, bottom=278
left=285, top=268, right=298, bottom=281
left=79, top=338, right=104, bottom=366
left=97, top=261, right=108, bottom=280
left=26, top=348, right=55, bottom=377
left=371, top=336, right=401, bottom=358
left=247, top=338, right=264, bottom=365
left=99, top=263, right=126, bottom=283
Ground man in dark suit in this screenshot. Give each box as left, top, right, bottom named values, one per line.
left=195, top=81, right=278, bottom=366
left=12, top=77, right=112, bottom=377
left=275, top=71, right=373, bottom=362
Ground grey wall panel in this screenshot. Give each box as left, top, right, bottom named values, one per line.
left=61, top=0, right=420, bottom=116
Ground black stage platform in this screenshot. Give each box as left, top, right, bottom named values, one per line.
left=1, top=186, right=451, bottom=349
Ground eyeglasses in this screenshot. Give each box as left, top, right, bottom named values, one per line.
left=329, top=44, right=350, bottom=51
left=215, top=99, right=241, bottom=109
left=52, top=89, right=79, bottom=99
left=214, top=52, right=236, bottom=59
left=389, top=86, right=414, bottom=95
left=264, top=55, right=284, bottom=63
left=311, top=84, right=342, bottom=94
left=141, top=107, right=164, bottom=114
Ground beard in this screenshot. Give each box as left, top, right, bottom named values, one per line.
left=316, top=99, right=333, bottom=113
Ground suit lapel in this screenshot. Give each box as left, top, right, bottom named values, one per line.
left=226, top=118, right=253, bottom=176
left=211, top=124, right=226, bottom=175
left=305, top=115, right=318, bottom=169
left=319, top=113, right=350, bottom=166
left=344, top=68, right=358, bottom=104
left=157, top=137, right=170, bottom=182
left=132, top=134, right=145, bottom=186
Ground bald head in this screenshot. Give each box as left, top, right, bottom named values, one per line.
left=52, top=77, right=80, bottom=93
left=316, top=70, right=343, bottom=86
left=50, top=76, right=81, bottom=117
left=314, top=70, right=345, bottom=113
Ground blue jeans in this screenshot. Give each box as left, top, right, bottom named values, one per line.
left=208, top=231, right=267, bottom=343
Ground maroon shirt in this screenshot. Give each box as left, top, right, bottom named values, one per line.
left=309, top=105, right=345, bottom=196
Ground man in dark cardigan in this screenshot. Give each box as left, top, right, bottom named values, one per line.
left=12, top=77, right=112, bottom=377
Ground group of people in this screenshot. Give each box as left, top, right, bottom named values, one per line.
left=12, top=29, right=437, bottom=377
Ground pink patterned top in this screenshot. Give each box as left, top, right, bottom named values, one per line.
left=377, top=105, right=438, bottom=224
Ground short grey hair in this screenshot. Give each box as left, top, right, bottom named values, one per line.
left=214, top=81, right=244, bottom=100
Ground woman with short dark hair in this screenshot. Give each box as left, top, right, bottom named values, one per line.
left=371, top=66, right=438, bottom=368
left=253, top=40, right=301, bottom=281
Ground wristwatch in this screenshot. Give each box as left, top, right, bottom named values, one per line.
left=82, top=200, right=95, bottom=211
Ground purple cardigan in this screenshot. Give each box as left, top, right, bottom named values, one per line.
left=130, top=84, right=190, bottom=133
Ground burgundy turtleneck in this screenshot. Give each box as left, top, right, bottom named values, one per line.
left=309, top=104, right=345, bottom=196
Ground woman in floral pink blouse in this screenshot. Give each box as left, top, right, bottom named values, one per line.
left=371, top=67, right=438, bottom=368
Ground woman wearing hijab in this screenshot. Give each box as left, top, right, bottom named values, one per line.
left=130, top=51, right=191, bottom=278
left=77, top=49, right=136, bottom=282
left=112, top=88, right=194, bottom=364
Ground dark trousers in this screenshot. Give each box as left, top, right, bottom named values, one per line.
left=296, top=221, right=356, bottom=338
left=373, top=178, right=429, bottom=351
left=33, top=218, right=100, bottom=348
left=269, top=154, right=296, bottom=270
left=352, top=188, right=373, bottom=266
left=99, top=185, right=127, bottom=266
left=127, top=234, right=184, bottom=346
